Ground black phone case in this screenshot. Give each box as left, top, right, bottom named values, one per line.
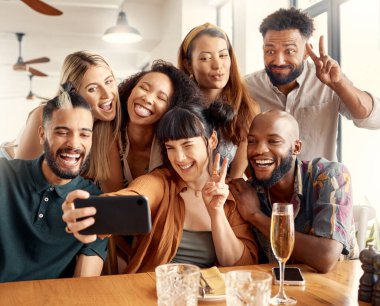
left=74, top=195, right=152, bottom=235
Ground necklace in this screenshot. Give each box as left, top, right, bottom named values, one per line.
left=187, top=186, right=202, bottom=197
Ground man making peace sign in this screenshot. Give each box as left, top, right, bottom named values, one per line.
left=245, top=7, right=380, bottom=161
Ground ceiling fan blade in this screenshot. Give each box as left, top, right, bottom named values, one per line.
left=21, top=0, right=63, bottom=16
left=24, top=57, right=50, bottom=65
left=28, top=66, right=48, bottom=77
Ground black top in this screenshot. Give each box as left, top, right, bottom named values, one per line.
left=0, top=155, right=108, bottom=282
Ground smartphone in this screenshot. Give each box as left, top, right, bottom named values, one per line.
left=74, top=195, right=152, bottom=235
left=272, top=267, right=305, bottom=286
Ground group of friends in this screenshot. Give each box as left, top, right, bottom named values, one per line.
left=1, top=7, right=379, bottom=282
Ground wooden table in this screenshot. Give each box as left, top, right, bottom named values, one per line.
left=0, top=260, right=370, bottom=306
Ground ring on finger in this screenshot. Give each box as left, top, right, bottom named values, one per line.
left=212, top=170, right=219, bottom=176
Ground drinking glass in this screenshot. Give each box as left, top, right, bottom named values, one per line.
left=270, top=203, right=297, bottom=305
left=155, top=263, right=200, bottom=306
left=225, top=270, right=272, bottom=306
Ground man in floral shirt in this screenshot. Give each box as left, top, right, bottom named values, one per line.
left=229, top=109, right=358, bottom=273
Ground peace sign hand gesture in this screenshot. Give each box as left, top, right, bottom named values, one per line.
left=202, top=153, right=229, bottom=212
left=306, top=35, right=342, bottom=87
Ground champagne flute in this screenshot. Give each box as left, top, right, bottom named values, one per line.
left=270, top=203, right=297, bottom=305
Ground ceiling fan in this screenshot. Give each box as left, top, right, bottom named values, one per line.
left=13, top=32, right=49, bottom=77
left=21, top=0, right=62, bottom=16
left=26, top=74, right=49, bottom=101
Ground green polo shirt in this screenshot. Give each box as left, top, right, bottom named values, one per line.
left=0, top=155, right=108, bottom=282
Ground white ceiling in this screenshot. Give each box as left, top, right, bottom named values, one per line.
left=0, top=0, right=167, bottom=101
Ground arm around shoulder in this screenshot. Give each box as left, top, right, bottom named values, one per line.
left=15, top=105, right=44, bottom=159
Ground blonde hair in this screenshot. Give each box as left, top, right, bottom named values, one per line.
left=178, top=23, right=259, bottom=143
left=59, top=51, right=121, bottom=182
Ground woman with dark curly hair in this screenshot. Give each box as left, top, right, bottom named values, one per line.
left=101, top=60, right=203, bottom=192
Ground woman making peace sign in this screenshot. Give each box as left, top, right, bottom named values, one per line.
left=62, top=101, right=258, bottom=273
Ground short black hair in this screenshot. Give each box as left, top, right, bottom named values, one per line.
left=42, top=82, right=92, bottom=127
left=156, top=101, right=234, bottom=174
left=259, top=7, right=314, bottom=39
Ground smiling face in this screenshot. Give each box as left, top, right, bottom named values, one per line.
left=39, top=106, right=93, bottom=185
left=247, top=111, right=301, bottom=186
left=127, top=72, right=174, bottom=126
left=263, top=29, right=307, bottom=87
left=77, top=65, right=118, bottom=121
left=188, top=34, right=231, bottom=97
left=165, top=135, right=217, bottom=185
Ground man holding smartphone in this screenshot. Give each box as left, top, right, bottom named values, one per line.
left=229, top=110, right=359, bottom=273
left=0, top=84, right=107, bottom=282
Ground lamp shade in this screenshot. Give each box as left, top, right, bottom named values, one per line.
left=102, top=11, right=142, bottom=44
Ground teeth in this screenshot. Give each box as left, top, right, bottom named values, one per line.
left=100, top=100, right=112, bottom=110
left=179, top=163, right=192, bottom=170
left=61, top=153, right=80, bottom=158
left=255, top=159, right=273, bottom=165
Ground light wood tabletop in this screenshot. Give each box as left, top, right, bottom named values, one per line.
left=0, top=260, right=371, bottom=306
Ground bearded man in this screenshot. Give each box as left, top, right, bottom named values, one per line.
left=229, top=110, right=358, bottom=273
left=245, top=7, right=380, bottom=161
left=0, top=84, right=107, bottom=282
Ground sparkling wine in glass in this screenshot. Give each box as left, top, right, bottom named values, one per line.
left=270, top=203, right=297, bottom=305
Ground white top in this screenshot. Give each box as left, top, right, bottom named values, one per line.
left=245, top=61, right=380, bottom=161
left=118, top=133, right=162, bottom=187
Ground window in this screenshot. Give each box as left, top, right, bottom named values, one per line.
left=217, top=0, right=233, bottom=45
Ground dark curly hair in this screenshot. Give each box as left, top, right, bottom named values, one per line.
left=118, top=60, right=204, bottom=148
left=259, top=7, right=315, bottom=39
left=156, top=101, right=234, bottom=177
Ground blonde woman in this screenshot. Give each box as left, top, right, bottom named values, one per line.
left=178, top=23, right=260, bottom=179
left=15, top=51, right=121, bottom=182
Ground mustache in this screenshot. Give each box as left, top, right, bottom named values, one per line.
left=57, top=148, right=83, bottom=155
left=268, top=64, right=293, bottom=70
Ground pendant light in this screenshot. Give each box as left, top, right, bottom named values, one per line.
left=102, top=1, right=142, bottom=44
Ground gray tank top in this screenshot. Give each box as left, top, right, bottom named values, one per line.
left=171, top=229, right=216, bottom=268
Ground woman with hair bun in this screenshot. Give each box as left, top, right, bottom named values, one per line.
left=62, top=101, right=258, bottom=273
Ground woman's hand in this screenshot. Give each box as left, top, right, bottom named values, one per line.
left=62, top=190, right=98, bottom=244
left=202, top=153, right=229, bottom=212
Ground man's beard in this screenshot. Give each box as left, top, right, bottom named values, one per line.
left=249, top=148, right=293, bottom=187
left=265, top=62, right=304, bottom=86
left=43, top=140, right=90, bottom=180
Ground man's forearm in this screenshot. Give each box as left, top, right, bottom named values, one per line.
left=331, top=76, right=373, bottom=119
left=74, top=254, right=104, bottom=277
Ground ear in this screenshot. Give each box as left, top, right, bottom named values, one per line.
left=209, top=130, right=218, bottom=150
left=304, top=42, right=312, bottom=60
left=292, top=140, right=302, bottom=155
left=183, top=58, right=193, bottom=75
left=38, top=126, right=46, bottom=145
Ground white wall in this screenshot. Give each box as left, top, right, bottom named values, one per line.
left=243, top=0, right=289, bottom=74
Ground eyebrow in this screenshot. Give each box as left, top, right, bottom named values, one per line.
left=199, top=48, right=228, bottom=54
left=141, top=81, right=169, bottom=99
left=54, top=126, right=93, bottom=133
left=84, top=74, right=113, bottom=89
left=264, top=43, right=297, bottom=48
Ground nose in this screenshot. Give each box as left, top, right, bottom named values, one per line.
left=100, top=85, right=112, bottom=99
left=252, top=141, right=269, bottom=155
left=66, top=133, right=81, bottom=150
left=211, top=56, right=222, bottom=69
left=273, top=53, right=286, bottom=66
left=174, top=148, right=186, bottom=163
left=143, top=92, right=154, bottom=105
